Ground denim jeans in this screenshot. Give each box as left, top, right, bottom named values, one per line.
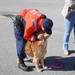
left=62, top=12, right=75, bottom=50
left=13, top=20, right=27, bottom=59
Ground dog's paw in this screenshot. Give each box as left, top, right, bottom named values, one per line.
left=43, top=66, right=47, bottom=69
left=37, top=69, right=42, bottom=72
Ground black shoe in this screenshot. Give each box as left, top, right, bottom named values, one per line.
left=74, top=65, right=75, bottom=69
left=18, top=58, right=30, bottom=71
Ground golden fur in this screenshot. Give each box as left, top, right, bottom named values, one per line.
left=24, top=32, right=49, bottom=72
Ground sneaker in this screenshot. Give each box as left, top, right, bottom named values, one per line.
left=64, top=50, right=69, bottom=55
left=17, top=58, right=30, bottom=71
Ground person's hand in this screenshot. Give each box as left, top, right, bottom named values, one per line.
left=37, top=34, right=44, bottom=40
left=30, top=35, right=35, bottom=41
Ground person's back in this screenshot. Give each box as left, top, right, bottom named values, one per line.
left=17, top=9, right=44, bottom=40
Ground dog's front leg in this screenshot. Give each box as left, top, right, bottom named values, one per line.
left=40, top=57, right=47, bottom=69
left=33, top=57, right=41, bottom=72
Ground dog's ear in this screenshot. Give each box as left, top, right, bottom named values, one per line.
left=44, top=32, right=50, bottom=40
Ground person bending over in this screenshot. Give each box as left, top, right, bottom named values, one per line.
left=13, top=8, right=53, bottom=71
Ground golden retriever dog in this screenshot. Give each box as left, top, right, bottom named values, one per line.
left=24, top=32, right=50, bottom=72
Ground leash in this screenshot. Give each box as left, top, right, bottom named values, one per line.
left=1, top=14, right=16, bottom=21
left=47, top=58, right=64, bottom=69
left=9, top=16, right=14, bottom=21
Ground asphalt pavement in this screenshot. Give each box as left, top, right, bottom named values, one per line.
left=0, top=0, right=75, bottom=75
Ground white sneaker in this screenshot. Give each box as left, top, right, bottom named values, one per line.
left=64, top=50, right=69, bottom=56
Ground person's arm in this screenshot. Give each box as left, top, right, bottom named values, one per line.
left=68, top=1, right=75, bottom=12
left=65, top=0, right=75, bottom=12
left=61, top=0, right=75, bottom=18
left=35, top=30, right=50, bottom=41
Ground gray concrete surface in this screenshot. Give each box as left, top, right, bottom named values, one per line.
left=0, top=0, right=75, bottom=75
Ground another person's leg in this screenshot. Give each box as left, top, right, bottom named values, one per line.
left=74, top=24, right=75, bottom=51
left=73, top=21, right=75, bottom=69
left=13, top=20, right=30, bottom=71
left=63, top=18, right=73, bottom=55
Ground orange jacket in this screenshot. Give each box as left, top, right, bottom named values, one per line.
left=17, top=8, right=43, bottom=40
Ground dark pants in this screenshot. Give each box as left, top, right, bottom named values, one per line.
left=13, top=20, right=27, bottom=59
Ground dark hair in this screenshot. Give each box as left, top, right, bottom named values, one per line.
left=40, top=14, right=46, bottom=19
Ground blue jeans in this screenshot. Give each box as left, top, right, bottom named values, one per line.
left=13, top=20, right=27, bottom=59
left=62, top=12, right=75, bottom=50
